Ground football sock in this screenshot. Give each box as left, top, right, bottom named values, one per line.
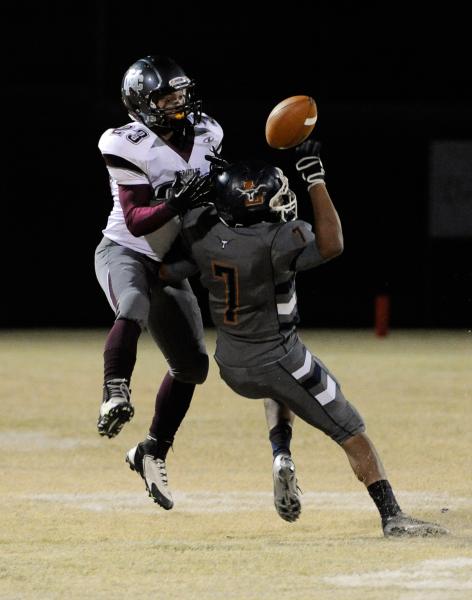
left=367, top=479, right=402, bottom=524
left=269, top=422, right=293, bottom=457
left=149, top=373, right=194, bottom=459
left=103, top=318, right=141, bottom=381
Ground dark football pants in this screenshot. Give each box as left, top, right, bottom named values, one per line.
left=216, top=338, right=365, bottom=444
left=95, top=236, right=208, bottom=384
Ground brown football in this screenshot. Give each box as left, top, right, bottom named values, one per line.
left=265, top=95, right=318, bottom=149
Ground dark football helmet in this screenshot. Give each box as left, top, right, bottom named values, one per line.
left=121, top=56, right=202, bottom=130
left=214, top=160, right=297, bottom=227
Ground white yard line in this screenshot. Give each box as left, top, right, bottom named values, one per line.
left=0, top=430, right=100, bottom=449
left=20, top=490, right=472, bottom=514
left=324, top=558, right=472, bottom=591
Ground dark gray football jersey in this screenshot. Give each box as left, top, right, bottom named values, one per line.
left=169, top=207, right=326, bottom=367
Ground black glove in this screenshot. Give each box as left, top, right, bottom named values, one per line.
left=205, top=145, right=230, bottom=178
left=166, top=169, right=212, bottom=214
left=295, top=139, right=326, bottom=190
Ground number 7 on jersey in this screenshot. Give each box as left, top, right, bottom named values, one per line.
left=211, top=261, right=239, bottom=325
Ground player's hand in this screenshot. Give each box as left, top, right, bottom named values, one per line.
left=166, top=169, right=212, bottom=214
left=295, top=139, right=325, bottom=190
left=205, top=145, right=230, bottom=177
left=158, top=263, right=172, bottom=281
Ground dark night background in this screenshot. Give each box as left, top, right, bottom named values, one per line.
left=5, top=2, right=471, bottom=330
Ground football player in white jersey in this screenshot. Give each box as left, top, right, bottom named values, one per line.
left=95, top=56, right=223, bottom=510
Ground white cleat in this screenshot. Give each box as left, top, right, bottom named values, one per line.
left=272, top=453, right=301, bottom=523
left=126, top=443, right=173, bottom=510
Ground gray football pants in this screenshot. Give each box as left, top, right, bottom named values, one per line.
left=216, top=338, right=365, bottom=444
left=95, top=236, right=208, bottom=384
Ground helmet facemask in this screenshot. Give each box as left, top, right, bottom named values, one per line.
left=268, top=167, right=298, bottom=223
left=146, top=84, right=202, bottom=130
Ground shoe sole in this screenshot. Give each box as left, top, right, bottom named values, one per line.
left=274, top=464, right=301, bottom=523
left=385, top=524, right=449, bottom=537
left=97, top=403, right=134, bottom=438
left=125, top=454, right=173, bottom=510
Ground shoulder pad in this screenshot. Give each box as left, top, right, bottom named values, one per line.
left=98, top=123, right=154, bottom=156
left=278, top=220, right=314, bottom=248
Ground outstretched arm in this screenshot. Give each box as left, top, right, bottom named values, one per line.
left=295, top=140, right=343, bottom=260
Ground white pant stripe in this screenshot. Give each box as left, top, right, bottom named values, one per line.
left=277, top=293, right=297, bottom=316
left=291, top=350, right=312, bottom=380
left=315, top=374, right=336, bottom=406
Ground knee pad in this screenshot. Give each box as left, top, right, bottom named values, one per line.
left=170, top=352, right=209, bottom=385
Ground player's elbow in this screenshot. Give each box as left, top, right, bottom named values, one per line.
left=125, top=218, right=144, bottom=237
left=320, top=245, right=343, bottom=260
left=320, top=235, right=344, bottom=260
left=331, top=236, right=344, bottom=257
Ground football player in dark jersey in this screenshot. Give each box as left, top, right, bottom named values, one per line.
left=95, top=56, right=223, bottom=510
left=160, top=140, right=449, bottom=536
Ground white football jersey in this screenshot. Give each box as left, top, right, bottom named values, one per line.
left=98, top=114, right=223, bottom=261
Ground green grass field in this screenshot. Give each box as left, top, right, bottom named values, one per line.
left=1, top=329, right=471, bottom=599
